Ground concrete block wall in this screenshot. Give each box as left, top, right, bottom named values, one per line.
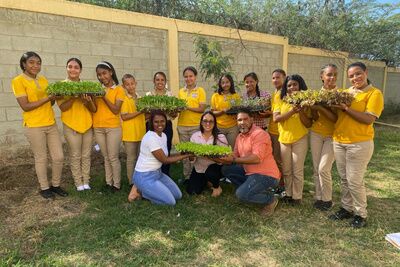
left=366, top=66, right=384, bottom=91
left=178, top=32, right=283, bottom=101
left=288, top=54, right=346, bottom=90
left=0, top=8, right=168, bottom=149
left=385, top=72, right=400, bottom=104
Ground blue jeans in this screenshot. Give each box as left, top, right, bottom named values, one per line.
left=133, top=169, right=182, bottom=205
left=222, top=165, right=278, bottom=204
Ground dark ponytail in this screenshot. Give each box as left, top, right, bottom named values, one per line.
left=347, top=62, right=371, bottom=85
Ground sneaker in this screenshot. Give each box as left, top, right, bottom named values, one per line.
left=318, top=201, right=333, bottom=211
left=260, top=198, right=279, bottom=217
left=77, top=185, right=85, bottom=191
left=291, top=199, right=302, bottom=206
left=50, top=186, right=68, bottom=197
left=40, top=189, right=55, bottom=199
left=282, top=196, right=293, bottom=203
left=111, top=186, right=120, bottom=192
left=314, top=200, right=323, bottom=209
left=83, top=184, right=91, bottom=190
left=329, top=207, right=353, bottom=220
left=350, top=215, right=367, bottom=228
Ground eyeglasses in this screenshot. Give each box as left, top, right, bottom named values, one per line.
left=202, top=120, right=215, bottom=124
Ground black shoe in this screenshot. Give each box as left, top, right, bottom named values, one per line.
left=291, top=199, right=302, bottom=206
left=50, top=186, right=68, bottom=197
left=40, top=189, right=55, bottom=199
left=315, top=200, right=333, bottom=211
left=329, top=207, right=353, bottom=220
left=282, top=196, right=293, bottom=203
left=111, top=186, right=120, bottom=192
left=350, top=215, right=367, bottom=228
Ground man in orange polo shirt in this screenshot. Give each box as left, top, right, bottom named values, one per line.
left=219, top=108, right=281, bottom=216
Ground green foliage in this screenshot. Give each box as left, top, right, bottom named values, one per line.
left=194, top=36, right=233, bottom=84
left=46, top=81, right=104, bottom=96
left=227, top=97, right=271, bottom=114
left=175, top=142, right=232, bottom=157
left=136, top=95, right=187, bottom=114
left=284, top=89, right=354, bottom=107
left=72, top=0, right=400, bottom=66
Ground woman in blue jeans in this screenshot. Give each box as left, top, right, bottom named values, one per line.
left=128, top=110, right=191, bottom=205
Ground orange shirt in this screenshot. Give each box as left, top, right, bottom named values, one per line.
left=234, top=125, right=281, bottom=179
left=93, top=85, right=125, bottom=128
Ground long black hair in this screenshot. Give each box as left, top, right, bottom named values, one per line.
left=347, top=62, right=371, bottom=85
left=217, top=73, right=236, bottom=95
left=199, top=111, right=225, bottom=145
left=96, top=61, right=119, bottom=85
left=244, top=72, right=260, bottom=97
left=280, top=74, right=308, bottom=99
left=149, top=110, right=167, bottom=132
left=20, top=51, right=41, bottom=71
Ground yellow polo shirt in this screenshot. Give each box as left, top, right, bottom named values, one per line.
left=93, top=85, right=125, bottom=128
left=311, top=88, right=335, bottom=137
left=121, top=95, right=146, bottom=142
left=12, top=74, right=55, bottom=127
left=58, top=96, right=93, bottom=134
left=268, top=90, right=282, bottom=135
left=333, top=85, right=384, bottom=144
left=177, top=87, right=206, bottom=127
left=274, top=101, right=309, bottom=144
left=211, top=92, right=240, bottom=129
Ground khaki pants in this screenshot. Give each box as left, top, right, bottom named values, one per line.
left=334, top=140, right=373, bottom=218
left=280, top=135, right=308, bottom=200
left=64, top=124, right=93, bottom=187
left=94, top=127, right=122, bottom=188
left=310, top=131, right=335, bottom=202
left=24, top=124, right=64, bottom=190
left=270, top=133, right=282, bottom=172
left=177, top=125, right=198, bottom=179
left=219, top=125, right=239, bottom=148
left=124, top=141, right=141, bottom=184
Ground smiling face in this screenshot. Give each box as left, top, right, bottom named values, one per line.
left=154, top=73, right=166, bottom=91
left=348, top=66, right=368, bottom=89
left=220, top=76, right=232, bottom=93
left=96, top=67, right=114, bottom=87
left=23, top=56, right=41, bottom=78
left=237, top=112, right=253, bottom=134
left=287, top=80, right=300, bottom=95
left=123, top=77, right=137, bottom=96
left=321, top=66, right=338, bottom=90
left=184, top=69, right=196, bottom=88
left=66, top=60, right=82, bottom=82
left=201, top=113, right=215, bottom=134
left=245, top=76, right=257, bottom=94
left=272, top=72, right=285, bottom=90
left=152, top=114, right=166, bottom=134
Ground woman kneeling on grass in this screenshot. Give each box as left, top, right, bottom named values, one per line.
left=186, top=111, right=228, bottom=197
left=128, top=110, right=192, bottom=205
left=329, top=62, right=384, bottom=228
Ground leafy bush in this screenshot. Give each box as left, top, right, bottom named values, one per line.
left=136, top=95, right=187, bottom=114
left=284, top=89, right=354, bottom=107
left=175, top=142, right=232, bottom=157
left=46, top=81, right=104, bottom=96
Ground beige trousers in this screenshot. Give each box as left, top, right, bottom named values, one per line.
left=64, top=124, right=93, bottom=187
left=24, top=124, right=64, bottom=190
left=270, top=133, right=282, bottom=172
left=280, top=135, right=308, bottom=200
left=334, top=140, right=373, bottom=218
left=177, top=125, right=198, bottom=179
left=94, top=127, right=122, bottom=188
left=124, top=141, right=141, bottom=184
left=219, top=125, right=239, bottom=148
left=310, top=131, right=335, bottom=202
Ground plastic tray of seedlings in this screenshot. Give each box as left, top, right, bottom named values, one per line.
left=226, top=97, right=271, bottom=115
left=46, top=81, right=105, bottom=96
left=175, top=142, right=232, bottom=158
left=136, top=95, right=187, bottom=116
left=284, top=90, right=354, bottom=107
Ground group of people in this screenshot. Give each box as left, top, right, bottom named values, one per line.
left=12, top=51, right=384, bottom=228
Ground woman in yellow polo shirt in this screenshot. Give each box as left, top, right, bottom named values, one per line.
left=12, top=51, right=67, bottom=199
left=310, top=64, right=338, bottom=211
left=93, top=61, right=126, bottom=191
left=177, top=66, right=207, bottom=179
left=329, top=62, right=384, bottom=228
left=57, top=58, right=96, bottom=192
left=273, top=74, right=312, bottom=205
left=211, top=73, right=240, bottom=147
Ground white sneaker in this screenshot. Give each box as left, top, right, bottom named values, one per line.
left=77, top=185, right=85, bottom=191
left=83, top=184, right=91, bottom=190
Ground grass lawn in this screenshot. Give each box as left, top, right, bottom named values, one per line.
left=1, top=126, right=400, bottom=266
